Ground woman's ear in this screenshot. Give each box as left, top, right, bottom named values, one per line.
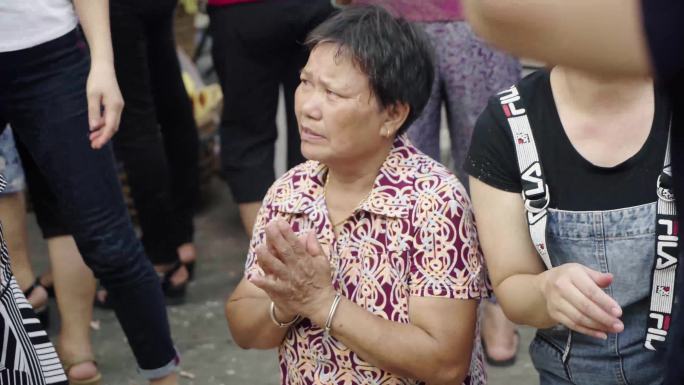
left=380, top=102, right=410, bottom=138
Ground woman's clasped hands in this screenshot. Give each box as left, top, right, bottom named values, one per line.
left=250, top=219, right=337, bottom=325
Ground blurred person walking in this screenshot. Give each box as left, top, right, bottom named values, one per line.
left=0, top=0, right=180, bottom=383
left=101, top=0, right=201, bottom=305
left=207, top=0, right=334, bottom=235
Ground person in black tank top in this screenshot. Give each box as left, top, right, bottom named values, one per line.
left=467, top=67, right=671, bottom=385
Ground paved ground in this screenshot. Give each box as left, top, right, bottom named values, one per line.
left=26, top=178, right=538, bottom=385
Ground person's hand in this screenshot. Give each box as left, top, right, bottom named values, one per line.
left=86, top=62, right=124, bottom=149
left=250, top=219, right=336, bottom=323
left=538, top=263, right=624, bottom=339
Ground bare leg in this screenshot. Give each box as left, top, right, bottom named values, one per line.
left=150, top=372, right=178, bottom=385
left=154, top=263, right=188, bottom=286
left=177, top=242, right=196, bottom=265
left=481, top=301, right=519, bottom=363
left=49, top=235, right=99, bottom=380
left=238, top=202, right=261, bottom=236
left=0, top=192, right=48, bottom=307
left=38, top=270, right=53, bottom=289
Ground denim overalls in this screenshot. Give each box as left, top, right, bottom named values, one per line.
left=530, top=203, right=663, bottom=385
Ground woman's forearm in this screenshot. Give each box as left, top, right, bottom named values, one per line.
left=225, top=297, right=290, bottom=350
left=463, top=0, right=650, bottom=77
left=73, top=0, right=114, bottom=65
left=308, top=297, right=472, bottom=385
left=495, top=273, right=557, bottom=329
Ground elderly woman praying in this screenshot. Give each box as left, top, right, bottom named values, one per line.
left=225, top=6, right=488, bottom=385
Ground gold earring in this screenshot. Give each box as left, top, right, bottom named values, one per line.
left=383, top=128, right=390, bottom=137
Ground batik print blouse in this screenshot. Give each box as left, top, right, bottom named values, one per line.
left=245, top=135, right=488, bottom=385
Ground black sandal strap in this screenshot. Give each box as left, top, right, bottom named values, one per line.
left=22, top=277, right=44, bottom=298
left=161, top=261, right=184, bottom=281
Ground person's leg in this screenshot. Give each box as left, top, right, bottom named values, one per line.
left=438, top=21, right=521, bottom=363
left=442, top=21, right=522, bottom=187
left=481, top=300, right=520, bottom=364
left=144, top=0, right=199, bottom=271
left=406, top=23, right=443, bottom=162
left=0, top=193, right=37, bottom=290
left=282, top=49, right=306, bottom=171
left=0, top=128, right=48, bottom=309
left=48, top=235, right=99, bottom=380
left=282, top=0, right=334, bottom=170
left=13, top=79, right=111, bottom=382
left=110, top=0, right=181, bottom=273
left=209, top=4, right=282, bottom=235
left=406, top=78, right=443, bottom=162
left=4, top=30, right=178, bottom=382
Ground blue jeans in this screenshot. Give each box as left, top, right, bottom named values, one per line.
left=531, top=204, right=663, bottom=385
left=0, top=30, right=178, bottom=379
left=0, top=128, right=24, bottom=194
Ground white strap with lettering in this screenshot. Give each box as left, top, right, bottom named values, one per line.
left=645, top=128, right=678, bottom=351
left=498, top=85, right=552, bottom=269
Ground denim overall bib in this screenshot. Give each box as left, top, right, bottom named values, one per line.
left=530, top=203, right=663, bottom=385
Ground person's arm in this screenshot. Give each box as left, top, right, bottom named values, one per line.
left=229, top=285, right=476, bottom=384
left=251, top=221, right=477, bottom=385
left=462, top=0, right=652, bottom=77
left=312, top=287, right=478, bottom=384
left=225, top=184, right=290, bottom=349
left=73, top=0, right=124, bottom=149
left=225, top=278, right=292, bottom=349
left=469, top=177, right=624, bottom=339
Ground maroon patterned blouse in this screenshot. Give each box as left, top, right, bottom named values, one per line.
left=246, top=135, right=488, bottom=385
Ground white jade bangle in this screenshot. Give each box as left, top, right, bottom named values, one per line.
left=269, top=302, right=299, bottom=328
left=324, top=293, right=342, bottom=337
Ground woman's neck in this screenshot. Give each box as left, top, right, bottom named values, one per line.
left=325, top=141, right=393, bottom=196
left=553, top=66, right=652, bottom=113
left=549, top=66, right=656, bottom=168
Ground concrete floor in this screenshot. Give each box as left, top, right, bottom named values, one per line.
left=26, top=178, right=538, bottom=385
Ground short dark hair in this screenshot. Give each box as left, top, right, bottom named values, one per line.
left=305, top=5, right=434, bottom=135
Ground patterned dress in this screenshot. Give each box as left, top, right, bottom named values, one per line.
left=348, top=0, right=521, bottom=186
left=0, top=174, right=67, bottom=384
left=352, top=0, right=462, bottom=21
left=246, top=135, right=489, bottom=385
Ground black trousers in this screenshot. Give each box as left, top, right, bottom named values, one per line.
left=0, top=30, right=176, bottom=375
left=110, top=0, right=200, bottom=264
left=208, top=0, right=334, bottom=203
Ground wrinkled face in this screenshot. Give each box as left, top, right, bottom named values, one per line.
left=295, top=43, right=394, bottom=165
